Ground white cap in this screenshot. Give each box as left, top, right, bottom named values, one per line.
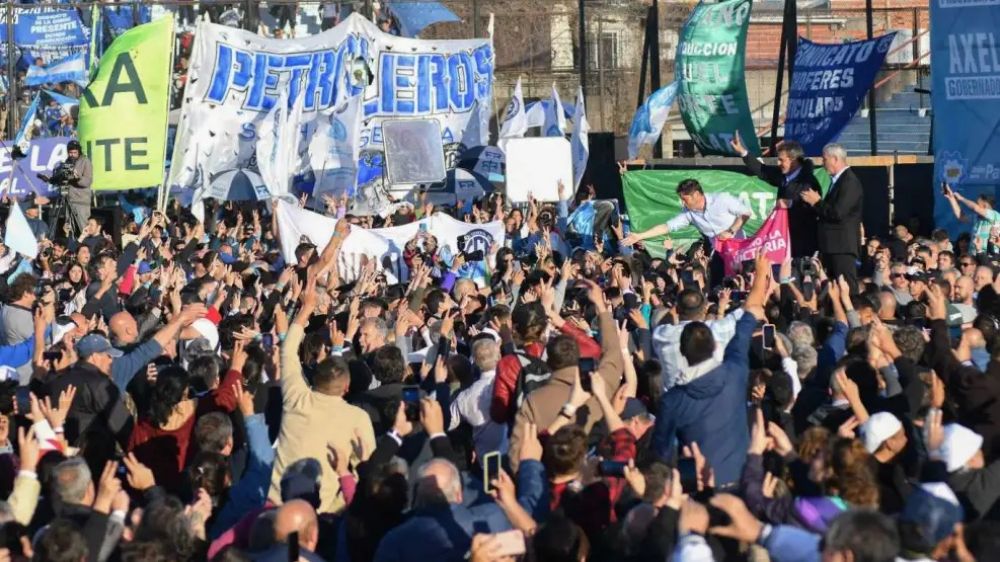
left=939, top=423, right=984, bottom=472
left=920, top=482, right=961, bottom=506
left=860, top=412, right=903, bottom=454
left=52, top=320, right=77, bottom=344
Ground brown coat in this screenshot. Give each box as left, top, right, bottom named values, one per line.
left=508, top=310, right=623, bottom=471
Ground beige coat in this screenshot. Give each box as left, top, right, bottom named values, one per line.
left=268, top=323, right=376, bottom=513
left=508, top=310, right=623, bottom=471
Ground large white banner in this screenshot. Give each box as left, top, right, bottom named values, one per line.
left=275, top=200, right=504, bottom=283
left=170, top=14, right=494, bottom=211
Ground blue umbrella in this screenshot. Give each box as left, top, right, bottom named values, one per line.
left=386, top=2, right=460, bottom=37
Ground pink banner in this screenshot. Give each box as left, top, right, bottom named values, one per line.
left=713, top=208, right=790, bottom=276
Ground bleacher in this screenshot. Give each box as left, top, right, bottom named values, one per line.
left=836, top=88, right=932, bottom=156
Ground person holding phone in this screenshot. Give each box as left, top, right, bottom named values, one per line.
left=651, top=254, right=773, bottom=490
left=942, top=183, right=1000, bottom=255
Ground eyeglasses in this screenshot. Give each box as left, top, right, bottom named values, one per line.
left=890, top=273, right=905, bottom=278
left=961, top=261, right=976, bottom=267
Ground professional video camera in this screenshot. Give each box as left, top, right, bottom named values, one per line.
left=36, top=160, right=76, bottom=188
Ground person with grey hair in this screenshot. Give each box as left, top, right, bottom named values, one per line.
left=800, top=143, right=864, bottom=293
left=373, top=458, right=513, bottom=561
left=358, top=317, right=389, bottom=354
left=731, top=133, right=821, bottom=257
left=792, top=345, right=818, bottom=382
left=51, top=457, right=126, bottom=562
left=448, top=338, right=507, bottom=459
left=786, top=321, right=815, bottom=351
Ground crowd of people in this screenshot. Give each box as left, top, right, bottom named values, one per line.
left=0, top=150, right=997, bottom=562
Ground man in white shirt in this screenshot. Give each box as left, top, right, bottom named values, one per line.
left=448, top=338, right=508, bottom=457
left=622, top=178, right=752, bottom=246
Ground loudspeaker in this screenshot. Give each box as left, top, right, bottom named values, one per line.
left=585, top=132, right=620, bottom=204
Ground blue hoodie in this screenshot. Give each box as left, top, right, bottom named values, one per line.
left=652, top=313, right=757, bottom=488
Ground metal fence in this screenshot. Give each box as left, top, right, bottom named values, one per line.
left=0, top=0, right=931, bottom=145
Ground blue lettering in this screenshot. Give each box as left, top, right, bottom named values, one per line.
left=394, top=55, right=416, bottom=114
left=448, top=52, right=475, bottom=111
left=429, top=54, right=448, bottom=112
left=207, top=44, right=233, bottom=102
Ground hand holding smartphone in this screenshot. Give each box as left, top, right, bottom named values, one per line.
left=483, top=451, right=501, bottom=494
left=402, top=386, right=421, bottom=422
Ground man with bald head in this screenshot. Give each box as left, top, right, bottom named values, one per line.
left=374, top=459, right=512, bottom=561
left=104, top=305, right=208, bottom=392
left=953, top=275, right=978, bottom=325
left=253, top=499, right=324, bottom=562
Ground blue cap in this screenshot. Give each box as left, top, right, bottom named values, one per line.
left=900, top=486, right=963, bottom=546
left=137, top=261, right=153, bottom=275
left=75, top=334, right=123, bottom=359
left=621, top=398, right=650, bottom=420
left=218, top=252, right=237, bottom=265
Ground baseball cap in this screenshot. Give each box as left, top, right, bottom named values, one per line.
left=899, top=485, right=963, bottom=548
left=945, top=303, right=965, bottom=327
left=280, top=458, right=322, bottom=508
left=939, top=423, right=984, bottom=472
left=75, top=334, right=123, bottom=359
left=621, top=398, right=651, bottom=421
left=52, top=318, right=77, bottom=343
left=905, top=271, right=929, bottom=283
left=860, top=411, right=903, bottom=453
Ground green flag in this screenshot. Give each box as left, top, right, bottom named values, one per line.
left=675, top=0, right=759, bottom=156
left=78, top=16, right=173, bottom=190
left=623, top=168, right=830, bottom=256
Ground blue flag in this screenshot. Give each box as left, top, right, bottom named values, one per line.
left=628, top=82, right=679, bottom=159
left=931, top=0, right=1000, bottom=237
left=783, top=34, right=897, bottom=156
left=13, top=93, right=41, bottom=148
left=385, top=2, right=460, bottom=38
left=7, top=8, right=89, bottom=49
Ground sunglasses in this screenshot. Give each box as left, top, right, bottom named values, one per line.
left=890, top=273, right=905, bottom=278
left=961, top=261, right=976, bottom=267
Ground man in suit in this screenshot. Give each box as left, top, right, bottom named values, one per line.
left=730, top=133, right=820, bottom=257
left=800, top=143, right=863, bottom=292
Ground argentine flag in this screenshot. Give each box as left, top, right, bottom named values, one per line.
left=25, top=53, right=88, bottom=87
left=628, top=81, right=679, bottom=160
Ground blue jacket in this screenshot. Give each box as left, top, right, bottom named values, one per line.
left=208, top=414, right=274, bottom=539
left=373, top=503, right=511, bottom=562
left=652, top=313, right=756, bottom=488
left=0, top=335, right=35, bottom=368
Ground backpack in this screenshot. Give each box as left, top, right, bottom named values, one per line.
left=512, top=351, right=552, bottom=409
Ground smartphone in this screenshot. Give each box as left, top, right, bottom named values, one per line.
left=762, top=324, right=776, bottom=350
left=437, top=336, right=452, bottom=360
left=491, top=530, right=526, bottom=557
left=261, top=333, right=274, bottom=351
left=941, top=182, right=949, bottom=195
left=578, top=357, right=596, bottom=393
left=483, top=451, right=501, bottom=493
left=678, top=457, right=699, bottom=495
left=731, top=290, right=748, bottom=301
left=680, top=270, right=695, bottom=285
left=598, top=460, right=628, bottom=478
left=419, top=222, right=428, bottom=233
left=402, top=385, right=421, bottom=422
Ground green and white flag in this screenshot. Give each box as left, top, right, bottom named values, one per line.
left=623, top=168, right=830, bottom=256
left=78, top=16, right=173, bottom=190
left=675, top=0, right=759, bottom=156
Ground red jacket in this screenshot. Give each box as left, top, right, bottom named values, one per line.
left=489, top=322, right=601, bottom=425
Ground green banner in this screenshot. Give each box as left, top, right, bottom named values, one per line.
left=78, top=16, right=173, bottom=190
left=675, top=0, right=759, bottom=157
left=622, top=168, right=830, bottom=256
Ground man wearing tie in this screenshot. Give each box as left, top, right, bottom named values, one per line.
left=800, top=143, right=863, bottom=292
left=730, top=133, right=820, bottom=257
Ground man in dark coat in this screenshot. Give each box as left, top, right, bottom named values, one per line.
left=731, top=135, right=821, bottom=258
left=800, top=143, right=864, bottom=293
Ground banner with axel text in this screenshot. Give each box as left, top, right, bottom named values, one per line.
left=169, top=13, right=494, bottom=206
left=931, top=0, right=1000, bottom=237
left=274, top=200, right=504, bottom=284
left=714, top=208, right=789, bottom=275
left=784, top=34, right=896, bottom=156
left=622, top=168, right=829, bottom=257
left=0, top=137, right=71, bottom=199
left=675, top=0, right=759, bottom=156
left=77, top=16, right=173, bottom=190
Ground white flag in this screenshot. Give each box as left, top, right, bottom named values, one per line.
left=4, top=203, right=38, bottom=259
left=461, top=99, right=489, bottom=148
left=257, top=88, right=305, bottom=199
left=570, top=87, right=590, bottom=190
left=498, top=77, right=528, bottom=151
left=309, top=95, right=363, bottom=199
left=628, top=81, right=679, bottom=160
left=543, top=83, right=567, bottom=137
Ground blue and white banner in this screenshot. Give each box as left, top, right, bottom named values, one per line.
left=931, top=0, right=1000, bottom=236
left=2, top=8, right=89, bottom=49
left=542, top=83, right=567, bottom=137
left=104, top=5, right=150, bottom=38
left=0, top=137, right=71, bottom=199
left=628, top=81, right=679, bottom=159
left=570, top=87, right=590, bottom=189
left=42, top=89, right=79, bottom=114
left=169, top=14, right=494, bottom=211
left=13, top=93, right=41, bottom=149
left=784, top=34, right=896, bottom=156
left=24, top=52, right=87, bottom=86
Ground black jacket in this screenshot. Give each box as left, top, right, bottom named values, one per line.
left=814, top=167, right=864, bottom=257
left=742, top=154, right=821, bottom=257
left=48, top=362, right=133, bottom=452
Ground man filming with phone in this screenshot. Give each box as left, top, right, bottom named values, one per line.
left=651, top=253, right=772, bottom=490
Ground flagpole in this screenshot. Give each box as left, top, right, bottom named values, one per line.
left=6, top=2, right=17, bottom=140
left=157, top=15, right=177, bottom=213
left=650, top=0, right=662, bottom=158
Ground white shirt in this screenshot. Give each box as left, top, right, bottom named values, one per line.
left=665, top=193, right=751, bottom=241
left=653, top=309, right=745, bottom=391
left=448, top=370, right=508, bottom=457
left=830, top=166, right=851, bottom=187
